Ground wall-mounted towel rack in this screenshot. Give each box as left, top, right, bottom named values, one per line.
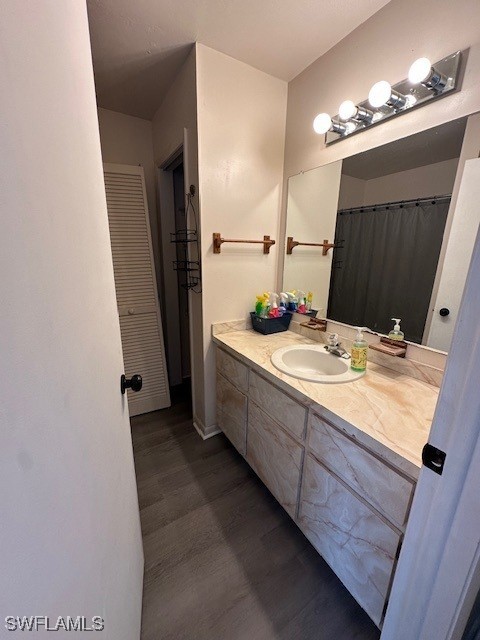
left=286, top=236, right=335, bottom=255
left=213, top=233, right=275, bottom=254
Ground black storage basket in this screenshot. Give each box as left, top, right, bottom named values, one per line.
left=288, top=308, right=318, bottom=318
left=250, top=311, right=292, bottom=335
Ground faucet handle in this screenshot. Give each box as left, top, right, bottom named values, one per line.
left=327, top=332, right=339, bottom=346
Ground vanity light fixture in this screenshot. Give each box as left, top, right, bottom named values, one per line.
left=316, top=50, right=462, bottom=145
left=338, top=100, right=375, bottom=123
left=408, top=57, right=449, bottom=91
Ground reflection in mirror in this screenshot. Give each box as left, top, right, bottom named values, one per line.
left=284, top=161, right=342, bottom=317
left=283, top=116, right=478, bottom=352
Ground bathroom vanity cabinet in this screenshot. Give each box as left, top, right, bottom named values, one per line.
left=215, top=345, right=416, bottom=627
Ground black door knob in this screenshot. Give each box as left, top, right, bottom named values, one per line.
left=121, top=374, right=143, bottom=394
left=439, top=308, right=450, bottom=317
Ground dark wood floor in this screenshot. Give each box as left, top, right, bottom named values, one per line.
left=131, top=385, right=380, bottom=640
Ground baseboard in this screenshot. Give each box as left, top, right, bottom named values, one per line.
left=193, top=416, right=221, bottom=440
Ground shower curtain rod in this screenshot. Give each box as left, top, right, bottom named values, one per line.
left=338, top=193, right=452, bottom=215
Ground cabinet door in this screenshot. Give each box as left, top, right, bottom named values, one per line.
left=247, top=402, right=304, bottom=518
left=216, top=348, right=249, bottom=393
left=299, top=454, right=401, bottom=627
left=249, top=371, right=306, bottom=441
left=309, top=413, right=414, bottom=529
left=217, top=373, right=247, bottom=455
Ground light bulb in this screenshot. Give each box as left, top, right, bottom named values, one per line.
left=338, top=100, right=357, bottom=121
left=408, top=57, right=432, bottom=84
left=368, top=80, right=392, bottom=108
left=313, top=113, right=332, bottom=134
left=408, top=57, right=447, bottom=91
left=369, top=80, right=408, bottom=109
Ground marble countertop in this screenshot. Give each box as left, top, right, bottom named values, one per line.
left=213, top=329, right=439, bottom=479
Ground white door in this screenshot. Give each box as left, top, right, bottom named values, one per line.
left=427, top=158, right=480, bottom=351
left=0, top=3, right=143, bottom=639
left=381, top=225, right=480, bottom=636
left=104, top=163, right=170, bottom=416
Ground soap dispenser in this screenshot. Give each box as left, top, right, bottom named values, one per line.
left=351, top=327, right=368, bottom=372
left=389, top=318, right=405, bottom=341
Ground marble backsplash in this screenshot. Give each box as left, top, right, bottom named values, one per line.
left=211, top=315, right=445, bottom=388
left=212, top=319, right=249, bottom=335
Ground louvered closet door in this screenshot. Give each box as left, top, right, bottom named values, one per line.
left=104, top=163, right=170, bottom=416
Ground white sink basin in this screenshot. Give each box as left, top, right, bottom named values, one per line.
left=271, top=344, right=365, bottom=384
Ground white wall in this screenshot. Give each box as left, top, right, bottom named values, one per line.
left=363, top=158, right=458, bottom=205
left=338, top=174, right=366, bottom=209
left=0, top=2, right=143, bottom=637
left=338, top=158, right=459, bottom=209
left=196, top=44, right=288, bottom=431
left=152, top=47, right=197, bottom=165
left=152, top=48, right=207, bottom=429
left=283, top=161, right=342, bottom=315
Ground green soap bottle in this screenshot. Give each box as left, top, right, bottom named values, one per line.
left=351, top=327, right=368, bottom=372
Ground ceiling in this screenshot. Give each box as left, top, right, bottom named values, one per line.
left=342, top=117, right=468, bottom=181
left=87, top=0, right=391, bottom=120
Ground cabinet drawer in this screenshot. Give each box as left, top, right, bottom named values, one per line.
left=309, top=414, right=414, bottom=528
left=247, top=402, right=303, bottom=518
left=249, top=371, right=306, bottom=441
left=217, top=373, right=247, bottom=455
left=216, top=348, right=249, bottom=394
left=299, top=454, right=400, bottom=627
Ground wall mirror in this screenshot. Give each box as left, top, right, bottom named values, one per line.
left=283, top=115, right=480, bottom=352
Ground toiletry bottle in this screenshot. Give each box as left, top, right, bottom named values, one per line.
left=351, top=327, right=368, bottom=372
left=306, top=292, right=313, bottom=311
left=279, top=293, right=288, bottom=315
left=254, top=293, right=269, bottom=317
left=389, top=318, right=405, bottom=341
left=268, top=292, right=280, bottom=318
left=297, top=290, right=307, bottom=314
left=261, top=292, right=270, bottom=318
left=286, top=291, right=298, bottom=311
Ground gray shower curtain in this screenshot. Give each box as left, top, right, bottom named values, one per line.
left=327, top=199, right=450, bottom=344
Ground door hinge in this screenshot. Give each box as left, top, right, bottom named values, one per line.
left=422, top=443, right=446, bottom=475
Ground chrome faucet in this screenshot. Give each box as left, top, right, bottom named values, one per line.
left=325, top=333, right=350, bottom=358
